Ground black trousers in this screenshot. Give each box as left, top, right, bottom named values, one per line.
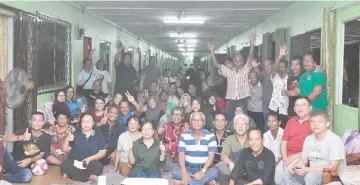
left=247, top=111, right=265, bottom=131
left=60, top=159, right=104, bottom=182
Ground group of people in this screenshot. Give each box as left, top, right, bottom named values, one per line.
left=0, top=34, right=345, bottom=185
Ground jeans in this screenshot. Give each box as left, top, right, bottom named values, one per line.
left=171, top=166, right=218, bottom=185
left=3, top=148, right=32, bottom=183
left=282, top=172, right=323, bottom=185
left=275, top=158, right=300, bottom=185
left=129, top=168, right=161, bottom=178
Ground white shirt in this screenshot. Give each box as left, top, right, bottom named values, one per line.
left=77, top=69, right=101, bottom=90
left=96, top=69, right=112, bottom=93
left=269, top=73, right=289, bottom=115
left=117, top=131, right=142, bottom=163
left=264, top=127, right=284, bottom=162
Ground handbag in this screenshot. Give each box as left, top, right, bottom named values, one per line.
left=76, top=70, right=93, bottom=96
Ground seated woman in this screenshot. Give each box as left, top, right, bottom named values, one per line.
left=64, top=86, right=85, bottom=122
left=145, top=97, right=165, bottom=128
left=111, top=93, right=123, bottom=107
left=128, top=122, right=166, bottom=178
left=60, top=113, right=106, bottom=182
left=179, top=93, right=192, bottom=123
left=46, top=110, right=75, bottom=165
left=92, top=98, right=106, bottom=127
left=53, top=90, right=72, bottom=121
left=227, top=104, right=256, bottom=132
left=107, top=115, right=142, bottom=176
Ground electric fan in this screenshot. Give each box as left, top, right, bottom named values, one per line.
left=0, top=67, right=34, bottom=179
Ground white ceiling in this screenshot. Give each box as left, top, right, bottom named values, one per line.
left=76, top=1, right=293, bottom=59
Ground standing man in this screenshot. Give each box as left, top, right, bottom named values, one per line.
left=114, top=48, right=138, bottom=95
left=171, top=112, right=219, bottom=185
left=275, top=97, right=313, bottom=185
left=77, top=58, right=101, bottom=97
left=284, top=52, right=327, bottom=111
left=140, top=56, right=161, bottom=89
left=208, top=34, right=256, bottom=121
left=229, top=128, right=276, bottom=185
left=185, top=57, right=203, bottom=92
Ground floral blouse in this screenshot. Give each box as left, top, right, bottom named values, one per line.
left=47, top=125, right=76, bottom=145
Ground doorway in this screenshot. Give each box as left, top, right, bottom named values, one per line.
left=83, top=36, right=92, bottom=59
left=99, top=41, right=111, bottom=70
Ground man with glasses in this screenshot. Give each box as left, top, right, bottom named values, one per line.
left=171, top=112, right=219, bottom=185
left=158, top=107, right=190, bottom=170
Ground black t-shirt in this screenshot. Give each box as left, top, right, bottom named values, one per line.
left=86, top=91, right=107, bottom=108
left=12, top=127, right=51, bottom=162
left=230, top=147, right=275, bottom=185
left=115, top=62, right=137, bottom=94
left=185, top=68, right=202, bottom=91
left=99, top=123, right=125, bottom=155
left=287, top=73, right=302, bottom=117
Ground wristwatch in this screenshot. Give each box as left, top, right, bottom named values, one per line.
left=201, top=168, right=207, bottom=173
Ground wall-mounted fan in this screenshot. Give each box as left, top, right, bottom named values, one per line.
left=0, top=67, right=34, bottom=179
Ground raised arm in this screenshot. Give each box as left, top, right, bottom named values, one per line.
left=247, top=33, right=257, bottom=62
left=125, top=91, right=142, bottom=116
left=114, top=48, right=123, bottom=67
left=88, top=48, right=95, bottom=60
left=272, top=44, right=288, bottom=77
left=207, top=43, right=221, bottom=70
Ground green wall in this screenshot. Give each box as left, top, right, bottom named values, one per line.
left=333, top=3, right=360, bottom=135
left=213, top=1, right=358, bottom=136
left=1, top=1, right=174, bottom=108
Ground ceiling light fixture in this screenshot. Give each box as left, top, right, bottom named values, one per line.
left=169, top=33, right=197, bottom=38
left=175, top=39, right=198, bottom=44
left=163, top=19, right=204, bottom=24
left=177, top=44, right=197, bottom=48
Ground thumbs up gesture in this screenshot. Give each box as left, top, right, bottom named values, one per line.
left=22, top=128, right=31, bottom=141
left=65, top=134, right=74, bottom=142
left=160, top=141, right=166, bottom=153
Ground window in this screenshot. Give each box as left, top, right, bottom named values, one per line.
left=341, top=19, right=360, bottom=108
left=36, top=12, right=71, bottom=94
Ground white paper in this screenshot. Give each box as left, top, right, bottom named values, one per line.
left=55, top=149, right=65, bottom=155
left=121, top=178, right=168, bottom=185
left=73, top=160, right=86, bottom=170
left=98, top=176, right=106, bottom=185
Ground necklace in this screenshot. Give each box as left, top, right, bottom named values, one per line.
left=32, top=135, right=39, bottom=143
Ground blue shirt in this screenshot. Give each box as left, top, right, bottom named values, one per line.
left=65, top=99, right=82, bottom=117
left=178, top=129, right=217, bottom=167
left=69, top=130, right=106, bottom=161
left=116, top=111, right=135, bottom=131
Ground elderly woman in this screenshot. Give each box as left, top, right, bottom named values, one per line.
left=46, top=110, right=75, bottom=165
left=53, top=90, right=72, bottom=120
left=60, top=113, right=106, bottom=182
left=107, top=115, right=142, bottom=176
left=128, top=122, right=166, bottom=178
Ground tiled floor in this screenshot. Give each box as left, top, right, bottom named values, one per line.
left=12, top=165, right=173, bottom=185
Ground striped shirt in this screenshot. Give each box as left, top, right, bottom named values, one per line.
left=178, top=129, right=218, bottom=167
left=220, top=65, right=252, bottom=100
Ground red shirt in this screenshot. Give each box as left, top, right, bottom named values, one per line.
left=160, top=122, right=190, bottom=158
left=282, top=116, right=313, bottom=156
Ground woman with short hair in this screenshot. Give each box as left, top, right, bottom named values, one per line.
left=128, top=122, right=166, bottom=178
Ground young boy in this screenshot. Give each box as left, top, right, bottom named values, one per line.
left=284, top=110, right=345, bottom=185
left=263, top=112, right=283, bottom=166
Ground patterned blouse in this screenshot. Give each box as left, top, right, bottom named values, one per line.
left=47, top=125, right=76, bottom=145
left=159, top=121, right=190, bottom=158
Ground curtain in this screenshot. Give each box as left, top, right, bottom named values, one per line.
left=274, top=28, right=287, bottom=59
left=262, top=33, right=272, bottom=60
left=322, top=8, right=336, bottom=123
left=0, top=16, right=7, bottom=80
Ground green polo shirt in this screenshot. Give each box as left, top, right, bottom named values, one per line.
left=297, top=69, right=327, bottom=111
left=132, top=138, right=162, bottom=171
left=221, top=135, right=249, bottom=158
